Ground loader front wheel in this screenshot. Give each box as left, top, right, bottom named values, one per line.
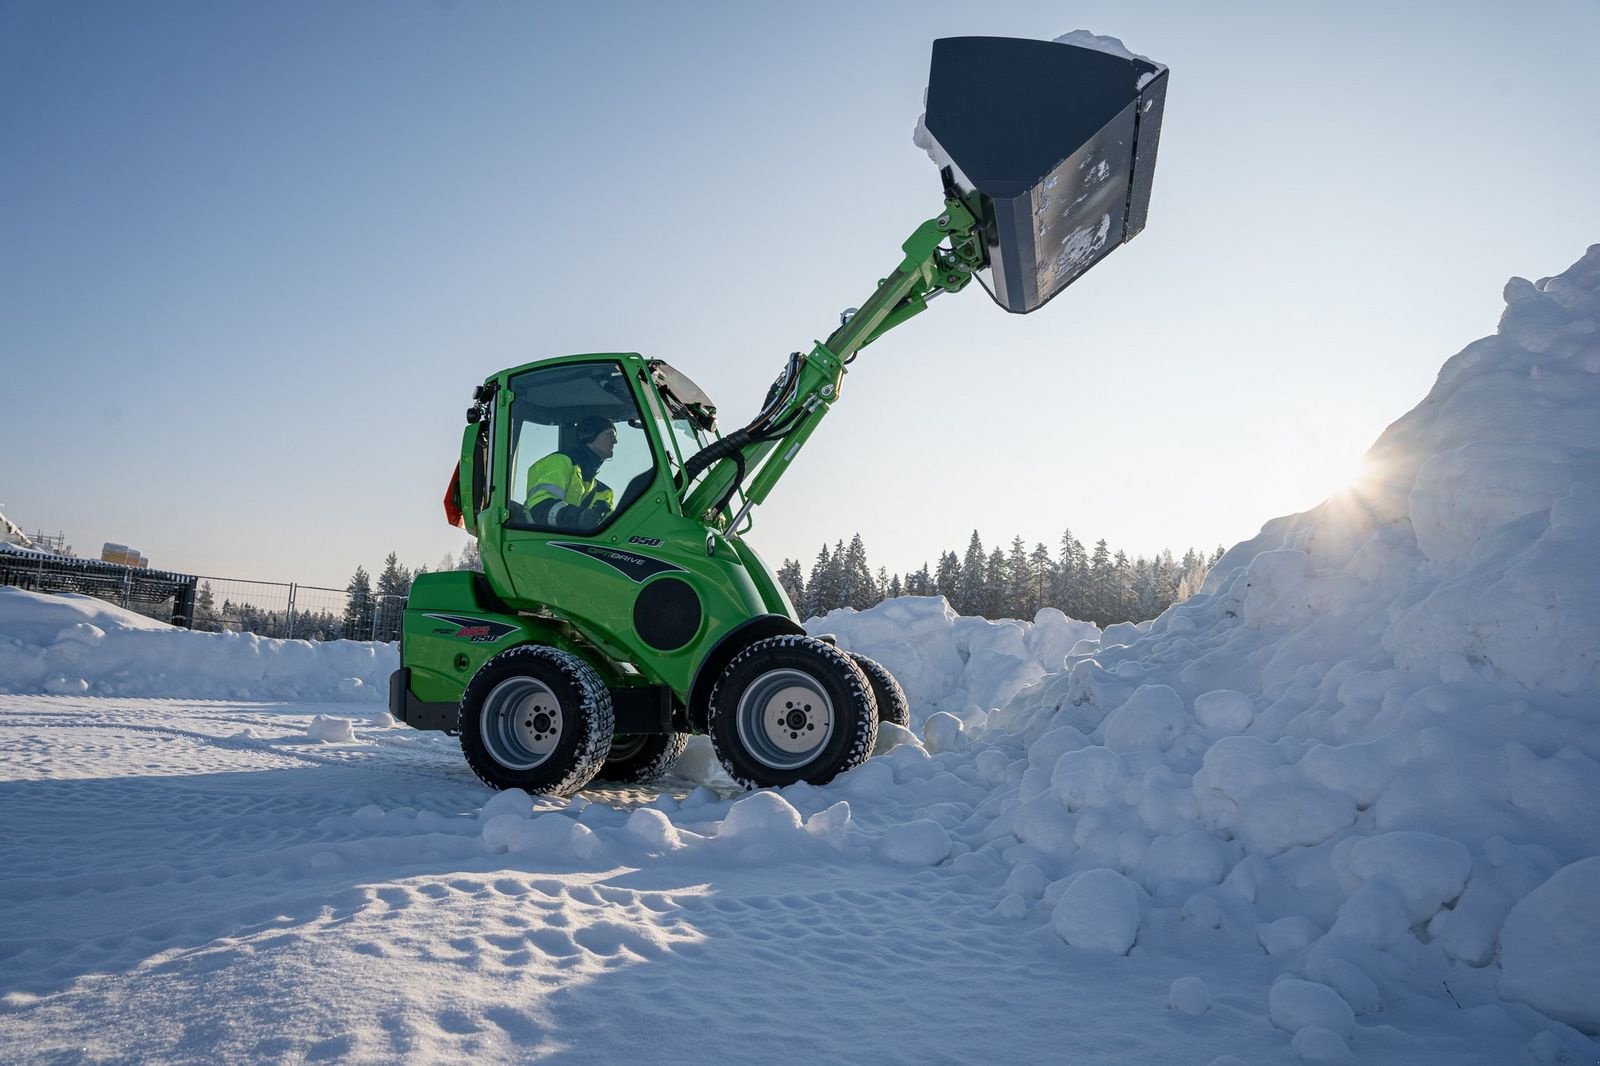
left=849, top=653, right=910, bottom=727
left=459, top=645, right=614, bottom=796
left=708, top=635, right=877, bottom=789
left=597, top=732, right=690, bottom=785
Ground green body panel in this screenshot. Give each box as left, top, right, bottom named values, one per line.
left=402, top=571, right=631, bottom=704
left=730, top=535, right=793, bottom=618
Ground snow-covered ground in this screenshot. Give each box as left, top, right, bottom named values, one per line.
left=3, top=246, right=1599, bottom=1063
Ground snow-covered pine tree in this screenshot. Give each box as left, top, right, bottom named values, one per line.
left=934, top=551, right=961, bottom=604
left=1088, top=539, right=1113, bottom=625
left=776, top=558, right=805, bottom=615
left=840, top=535, right=876, bottom=611
left=1006, top=536, right=1030, bottom=618
left=806, top=543, right=834, bottom=617
left=1055, top=529, right=1088, bottom=620
left=984, top=546, right=1008, bottom=618
left=342, top=566, right=374, bottom=640
left=195, top=581, right=219, bottom=632
left=957, top=531, right=987, bottom=616
left=374, top=552, right=410, bottom=642
left=1112, top=549, right=1133, bottom=622
left=1028, top=542, right=1053, bottom=619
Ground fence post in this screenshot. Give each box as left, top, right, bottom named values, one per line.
left=172, top=578, right=197, bottom=629
left=286, top=583, right=297, bottom=639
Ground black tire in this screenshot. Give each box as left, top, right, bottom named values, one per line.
left=458, top=645, right=614, bottom=796
left=708, top=635, right=878, bottom=789
left=849, top=652, right=910, bottom=727
left=596, top=732, right=690, bottom=785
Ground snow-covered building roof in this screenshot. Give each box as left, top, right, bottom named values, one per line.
left=0, top=508, right=34, bottom=550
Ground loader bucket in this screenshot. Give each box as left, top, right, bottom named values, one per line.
left=922, top=36, right=1168, bottom=314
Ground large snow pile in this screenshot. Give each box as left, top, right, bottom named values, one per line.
left=923, top=245, right=1600, bottom=1046
left=0, top=586, right=395, bottom=701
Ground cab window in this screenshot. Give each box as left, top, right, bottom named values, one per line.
left=504, top=362, right=656, bottom=534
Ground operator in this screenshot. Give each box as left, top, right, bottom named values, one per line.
left=525, top=415, right=617, bottom=531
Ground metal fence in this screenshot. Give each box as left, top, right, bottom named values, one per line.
left=1, top=547, right=409, bottom=643
left=188, top=576, right=407, bottom=642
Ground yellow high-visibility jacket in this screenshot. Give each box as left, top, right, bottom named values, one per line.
left=526, top=450, right=614, bottom=528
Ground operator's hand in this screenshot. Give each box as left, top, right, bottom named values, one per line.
left=576, top=507, right=605, bottom=531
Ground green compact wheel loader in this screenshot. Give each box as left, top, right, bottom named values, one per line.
left=389, top=36, right=1169, bottom=794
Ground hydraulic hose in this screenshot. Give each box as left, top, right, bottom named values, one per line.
left=680, top=428, right=753, bottom=489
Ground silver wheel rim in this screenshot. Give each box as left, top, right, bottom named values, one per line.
left=480, top=676, right=563, bottom=770
left=735, top=668, right=834, bottom=770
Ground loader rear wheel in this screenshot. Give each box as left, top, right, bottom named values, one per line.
left=458, top=645, right=614, bottom=796
left=849, top=653, right=910, bottom=727
left=597, top=732, right=689, bottom=785
left=708, top=635, right=878, bottom=789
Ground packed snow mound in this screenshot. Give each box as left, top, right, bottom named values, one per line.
left=0, top=586, right=394, bottom=701
left=805, top=596, right=1100, bottom=726
left=945, top=245, right=1600, bottom=1043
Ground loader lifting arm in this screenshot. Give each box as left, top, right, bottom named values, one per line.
left=679, top=198, right=985, bottom=525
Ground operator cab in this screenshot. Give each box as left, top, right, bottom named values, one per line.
left=501, top=358, right=717, bottom=536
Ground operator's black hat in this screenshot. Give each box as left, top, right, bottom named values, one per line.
left=576, top=415, right=615, bottom=444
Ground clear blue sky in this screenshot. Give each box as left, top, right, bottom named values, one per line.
left=4, top=0, right=1598, bottom=588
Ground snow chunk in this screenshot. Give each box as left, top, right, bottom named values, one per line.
left=1051, top=745, right=1126, bottom=811
left=1498, top=856, right=1600, bottom=1034
left=1306, top=955, right=1382, bottom=1016
left=1236, top=783, right=1355, bottom=856
left=1291, top=1026, right=1355, bottom=1064
left=1168, top=976, right=1210, bottom=1016
left=1269, top=978, right=1355, bottom=1037
left=625, top=808, right=682, bottom=851
left=1340, top=831, right=1471, bottom=924
left=55, top=622, right=105, bottom=646
left=1051, top=869, right=1140, bottom=954
left=804, top=800, right=854, bottom=847
left=1140, top=829, right=1227, bottom=888
left=483, top=813, right=603, bottom=860
left=1258, top=916, right=1321, bottom=956
left=478, top=788, right=534, bottom=821
left=1329, top=878, right=1411, bottom=949
left=873, top=720, right=920, bottom=756
left=922, top=711, right=966, bottom=753
left=1102, top=684, right=1186, bottom=752
left=1194, top=689, right=1254, bottom=732
left=718, top=792, right=803, bottom=840
left=307, top=715, right=356, bottom=742
left=875, top=818, right=951, bottom=865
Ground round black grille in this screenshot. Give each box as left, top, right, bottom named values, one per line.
left=633, top=578, right=702, bottom=651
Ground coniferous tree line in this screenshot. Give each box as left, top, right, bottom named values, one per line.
left=342, top=551, right=432, bottom=642
left=334, top=546, right=483, bottom=642
left=777, top=530, right=1225, bottom=627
